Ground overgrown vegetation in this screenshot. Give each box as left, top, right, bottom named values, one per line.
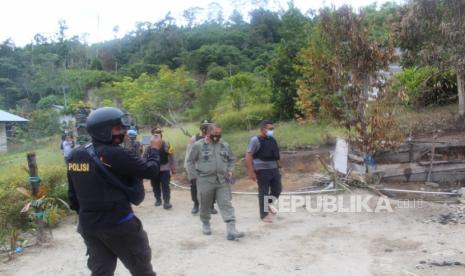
left=0, top=141, right=68, bottom=247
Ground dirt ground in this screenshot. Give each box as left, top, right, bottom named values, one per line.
left=1, top=180, right=465, bottom=276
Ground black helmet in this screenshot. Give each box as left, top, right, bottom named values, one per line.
left=86, top=107, right=130, bottom=143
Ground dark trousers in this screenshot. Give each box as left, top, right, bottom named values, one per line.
left=191, top=179, right=215, bottom=208
left=190, top=179, right=199, bottom=206
left=80, top=217, right=155, bottom=276
left=257, top=168, right=282, bottom=219
left=151, top=170, right=171, bottom=203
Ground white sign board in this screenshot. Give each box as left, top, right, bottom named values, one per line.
left=333, top=138, right=349, bottom=174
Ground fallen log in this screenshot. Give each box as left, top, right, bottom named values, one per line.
left=379, top=188, right=459, bottom=196
left=351, top=162, right=465, bottom=183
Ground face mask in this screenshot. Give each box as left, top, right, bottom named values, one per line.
left=210, top=135, right=221, bottom=143
left=112, top=134, right=125, bottom=144
left=266, top=130, right=274, bottom=137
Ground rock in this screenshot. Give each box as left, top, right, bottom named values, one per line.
left=384, top=248, right=393, bottom=253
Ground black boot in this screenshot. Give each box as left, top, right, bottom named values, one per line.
left=154, top=199, right=162, bottom=206
left=191, top=203, right=199, bottom=214
left=210, top=207, right=218, bottom=215
left=163, top=201, right=172, bottom=209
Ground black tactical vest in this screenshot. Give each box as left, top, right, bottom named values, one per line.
left=252, top=136, right=280, bottom=161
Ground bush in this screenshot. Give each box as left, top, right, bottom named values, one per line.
left=392, top=67, right=457, bottom=107
left=214, top=104, right=275, bottom=131
left=36, top=95, right=59, bottom=109
left=0, top=164, right=68, bottom=245
left=28, top=110, right=61, bottom=137
left=207, top=65, right=228, bottom=80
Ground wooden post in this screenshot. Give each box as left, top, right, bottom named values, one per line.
left=426, top=132, right=438, bottom=183
left=26, top=152, right=46, bottom=243
left=27, top=153, right=39, bottom=196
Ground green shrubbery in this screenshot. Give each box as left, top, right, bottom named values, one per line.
left=392, top=67, right=457, bottom=108
left=0, top=163, right=68, bottom=246
left=214, top=104, right=275, bottom=131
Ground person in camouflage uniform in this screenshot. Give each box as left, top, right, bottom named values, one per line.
left=186, top=124, right=244, bottom=241
left=184, top=119, right=218, bottom=215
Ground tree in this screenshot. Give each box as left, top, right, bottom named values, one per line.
left=396, top=0, right=465, bottom=116
left=100, top=66, right=197, bottom=125
left=228, top=72, right=271, bottom=110
left=183, top=7, right=203, bottom=28
left=269, top=4, right=311, bottom=120
left=194, top=79, right=228, bottom=118
left=296, top=6, right=402, bottom=156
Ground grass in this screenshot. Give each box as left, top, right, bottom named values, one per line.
left=394, top=104, right=458, bottom=135
left=0, top=138, right=65, bottom=185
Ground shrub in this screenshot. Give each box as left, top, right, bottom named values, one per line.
left=0, top=164, right=68, bottom=245
left=392, top=67, right=457, bottom=107
left=213, top=104, right=275, bottom=131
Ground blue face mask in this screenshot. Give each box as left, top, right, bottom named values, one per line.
left=266, top=130, right=273, bottom=137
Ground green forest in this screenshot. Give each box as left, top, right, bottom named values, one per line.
left=0, top=0, right=463, bottom=142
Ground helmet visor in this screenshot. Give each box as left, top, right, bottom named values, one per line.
left=119, top=114, right=132, bottom=129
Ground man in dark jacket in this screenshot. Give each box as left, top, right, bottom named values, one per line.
left=67, top=107, right=162, bottom=276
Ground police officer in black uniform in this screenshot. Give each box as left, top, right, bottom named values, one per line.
left=67, top=107, right=162, bottom=276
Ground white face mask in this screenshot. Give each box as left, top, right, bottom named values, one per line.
left=266, top=130, right=274, bottom=137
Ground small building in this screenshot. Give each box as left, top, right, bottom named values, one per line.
left=0, top=110, right=28, bottom=153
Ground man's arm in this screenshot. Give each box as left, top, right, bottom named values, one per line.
left=184, top=136, right=196, bottom=169
left=186, top=142, right=199, bottom=180
left=103, top=135, right=162, bottom=179
left=227, top=145, right=236, bottom=175
left=245, top=152, right=256, bottom=181
left=104, top=148, right=160, bottom=179
left=245, top=137, right=258, bottom=181
left=67, top=171, right=79, bottom=213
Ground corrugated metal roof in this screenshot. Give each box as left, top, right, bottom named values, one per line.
left=0, top=110, right=28, bottom=122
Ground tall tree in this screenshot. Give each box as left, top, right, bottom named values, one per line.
left=269, top=4, right=311, bottom=119
left=296, top=6, right=401, bottom=155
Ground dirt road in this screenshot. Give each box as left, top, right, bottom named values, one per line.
left=1, top=186, right=465, bottom=276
